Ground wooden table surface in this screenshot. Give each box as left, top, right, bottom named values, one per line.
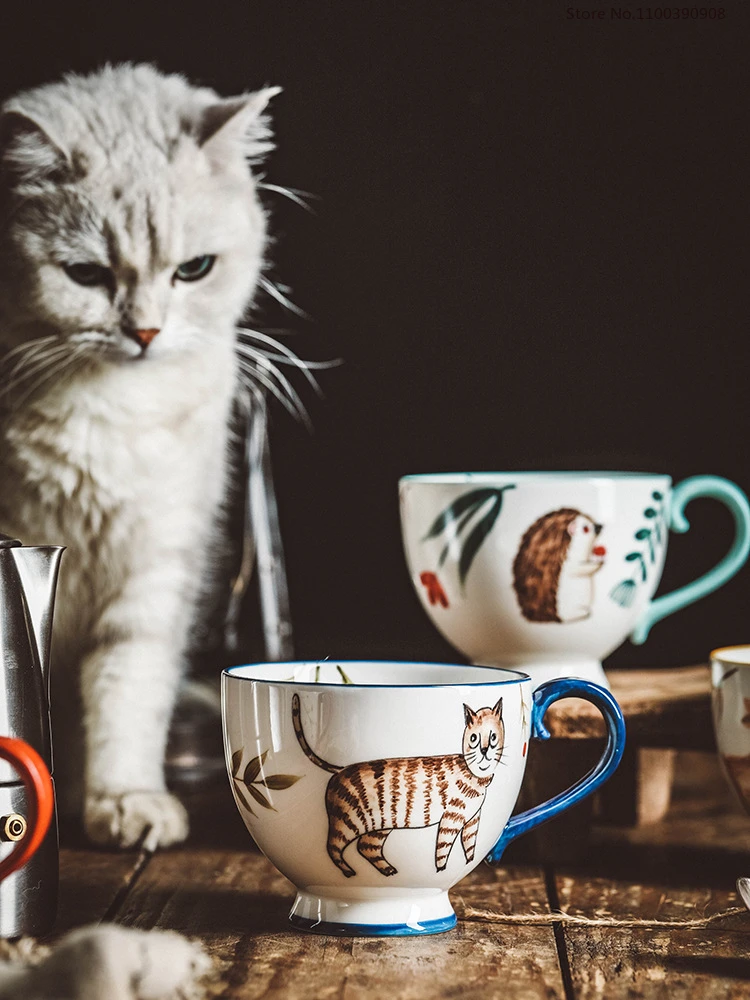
left=57, top=747, right=750, bottom=999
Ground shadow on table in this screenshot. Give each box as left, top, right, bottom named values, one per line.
left=665, top=956, right=750, bottom=982
left=120, top=887, right=298, bottom=937
left=538, top=839, right=749, bottom=891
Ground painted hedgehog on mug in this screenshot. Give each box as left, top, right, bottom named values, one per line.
left=512, top=509, right=606, bottom=624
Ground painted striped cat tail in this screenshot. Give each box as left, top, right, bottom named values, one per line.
left=291, top=693, right=341, bottom=773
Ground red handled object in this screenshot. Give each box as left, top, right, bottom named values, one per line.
left=0, top=737, right=54, bottom=882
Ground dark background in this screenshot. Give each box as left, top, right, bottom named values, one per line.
left=1, top=1, right=747, bottom=670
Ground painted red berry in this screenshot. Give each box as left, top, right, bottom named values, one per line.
left=419, top=571, right=449, bottom=609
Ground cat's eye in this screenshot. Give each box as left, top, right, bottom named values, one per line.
left=489, top=732, right=497, bottom=745
left=63, top=262, right=112, bottom=287
left=173, top=254, right=216, bottom=282
left=469, top=733, right=479, bottom=745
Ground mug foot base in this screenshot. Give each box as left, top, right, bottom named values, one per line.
left=288, top=890, right=456, bottom=936
left=289, top=912, right=457, bottom=936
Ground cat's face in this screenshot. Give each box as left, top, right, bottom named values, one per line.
left=0, top=65, right=277, bottom=371
left=462, top=700, right=504, bottom=777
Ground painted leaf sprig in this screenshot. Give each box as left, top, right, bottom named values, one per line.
left=423, top=486, right=516, bottom=587
left=231, top=748, right=301, bottom=817
left=310, top=662, right=353, bottom=684
left=625, top=550, right=648, bottom=582
left=336, top=664, right=354, bottom=684
left=610, top=579, right=637, bottom=608
left=610, top=491, right=668, bottom=608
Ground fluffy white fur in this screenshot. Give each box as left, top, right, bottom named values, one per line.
left=0, top=925, right=215, bottom=1000
left=0, top=65, right=278, bottom=847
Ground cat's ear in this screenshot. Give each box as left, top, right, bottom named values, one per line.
left=197, top=87, right=282, bottom=165
left=0, top=110, right=71, bottom=186
left=463, top=704, right=478, bottom=726
left=492, top=699, right=503, bottom=720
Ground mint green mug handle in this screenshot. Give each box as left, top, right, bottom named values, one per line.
left=631, top=476, right=750, bottom=645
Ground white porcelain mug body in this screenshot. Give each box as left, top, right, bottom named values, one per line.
left=400, top=473, right=673, bottom=686
left=223, top=661, right=625, bottom=936
left=223, top=662, right=531, bottom=934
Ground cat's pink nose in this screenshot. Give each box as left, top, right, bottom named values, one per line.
left=130, top=328, right=160, bottom=349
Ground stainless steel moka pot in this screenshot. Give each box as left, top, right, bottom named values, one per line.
left=0, top=533, right=63, bottom=937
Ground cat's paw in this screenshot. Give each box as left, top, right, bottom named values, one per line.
left=378, top=864, right=398, bottom=877
left=85, top=791, right=189, bottom=849
left=16, top=925, right=215, bottom=1000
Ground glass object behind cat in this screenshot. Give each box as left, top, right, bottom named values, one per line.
left=168, top=394, right=294, bottom=786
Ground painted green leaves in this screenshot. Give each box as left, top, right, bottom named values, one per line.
left=313, top=663, right=353, bottom=684
left=230, top=747, right=301, bottom=818
left=610, top=491, right=667, bottom=608
left=423, top=486, right=516, bottom=588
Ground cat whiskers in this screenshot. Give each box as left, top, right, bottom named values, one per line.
left=19, top=345, right=92, bottom=408
left=69, top=331, right=111, bottom=351
left=235, top=347, right=311, bottom=428
left=0, top=335, right=67, bottom=399
left=465, top=747, right=507, bottom=769
left=0, top=337, right=91, bottom=408
left=238, top=328, right=337, bottom=388
left=258, top=276, right=311, bottom=321
left=235, top=328, right=340, bottom=430
left=256, top=180, right=318, bottom=214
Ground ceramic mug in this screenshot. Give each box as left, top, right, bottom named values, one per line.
left=400, top=473, right=750, bottom=687
left=711, top=645, right=750, bottom=812
left=222, top=660, right=625, bottom=936
left=0, top=737, right=54, bottom=884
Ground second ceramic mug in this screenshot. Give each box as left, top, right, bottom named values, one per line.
left=711, top=645, right=750, bottom=813
left=400, top=472, right=750, bottom=687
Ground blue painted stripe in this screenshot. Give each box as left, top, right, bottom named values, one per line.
left=224, top=660, right=529, bottom=689
left=289, top=912, right=457, bottom=937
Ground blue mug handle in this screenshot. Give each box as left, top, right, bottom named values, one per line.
left=486, top=678, right=625, bottom=863
left=630, top=475, right=750, bottom=645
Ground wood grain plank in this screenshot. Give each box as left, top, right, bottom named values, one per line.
left=565, top=927, right=750, bottom=1000
left=556, top=871, right=750, bottom=998
left=57, top=846, right=147, bottom=933
left=544, top=666, right=713, bottom=749
left=556, top=872, right=741, bottom=922
left=588, top=750, right=750, bottom=881
left=113, top=846, right=565, bottom=999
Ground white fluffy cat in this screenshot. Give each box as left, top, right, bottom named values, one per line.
left=0, top=64, right=280, bottom=848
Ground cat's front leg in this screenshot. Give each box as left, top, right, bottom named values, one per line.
left=460, top=811, right=481, bottom=863
left=434, top=814, right=462, bottom=871
left=80, top=635, right=189, bottom=849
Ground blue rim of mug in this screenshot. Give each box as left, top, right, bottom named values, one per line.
left=223, top=660, right=530, bottom=689
left=399, top=471, right=673, bottom=484
left=289, top=912, right=458, bottom=936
